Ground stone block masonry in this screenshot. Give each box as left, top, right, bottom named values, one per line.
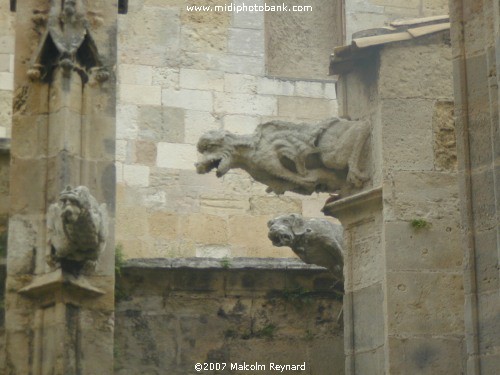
left=114, top=258, right=345, bottom=375
left=326, top=28, right=465, bottom=375
left=116, top=0, right=339, bottom=260
left=0, top=3, right=14, bottom=138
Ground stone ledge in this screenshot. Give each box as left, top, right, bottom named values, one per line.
left=322, top=186, right=382, bottom=217
left=125, top=257, right=328, bottom=271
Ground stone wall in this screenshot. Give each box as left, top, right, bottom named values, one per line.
left=345, top=0, right=449, bottom=41
left=115, top=0, right=340, bottom=260
left=449, top=0, right=500, bottom=372
left=329, top=30, right=466, bottom=374
left=114, top=258, right=344, bottom=375
left=0, top=2, right=14, bottom=138
left=0, top=140, right=8, bottom=259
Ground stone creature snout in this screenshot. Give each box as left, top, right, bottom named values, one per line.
left=267, top=213, right=344, bottom=284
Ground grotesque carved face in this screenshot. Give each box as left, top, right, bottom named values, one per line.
left=195, top=130, right=233, bottom=178
left=267, top=214, right=302, bottom=247
left=58, top=186, right=90, bottom=224
left=63, top=0, right=77, bottom=16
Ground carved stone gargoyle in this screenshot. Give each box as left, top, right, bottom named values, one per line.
left=267, top=213, right=344, bottom=285
left=47, top=185, right=108, bottom=274
left=27, top=0, right=108, bottom=83
left=196, top=117, right=370, bottom=196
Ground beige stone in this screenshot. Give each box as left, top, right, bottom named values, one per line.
left=199, top=193, right=250, bottom=215
left=184, top=110, right=220, bottom=144
left=157, top=142, right=198, bottom=170
left=180, top=213, right=228, bottom=245
left=386, top=272, right=464, bottom=335
left=228, top=215, right=275, bottom=252
left=134, top=141, right=157, bottom=166
left=118, top=6, right=180, bottom=66
left=123, top=164, right=150, bottom=187
left=432, top=101, right=457, bottom=171
left=179, top=68, right=224, bottom=91
left=383, top=171, right=460, bottom=222
left=381, top=99, right=435, bottom=171
left=147, top=211, right=179, bottom=239
left=214, top=92, right=277, bottom=116
left=277, top=97, right=337, bottom=119
left=249, top=196, right=302, bottom=215
left=265, top=0, right=343, bottom=79
left=379, top=36, right=453, bottom=100
left=162, top=88, right=213, bottom=111
left=118, top=64, right=153, bottom=86
left=224, top=73, right=257, bottom=94
left=119, top=84, right=162, bottom=106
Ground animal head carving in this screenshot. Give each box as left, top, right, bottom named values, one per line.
left=267, top=213, right=307, bottom=247
left=47, top=185, right=107, bottom=273
left=195, top=118, right=371, bottom=196
left=267, top=213, right=344, bottom=284
left=195, top=130, right=236, bottom=177
left=59, top=185, right=92, bottom=224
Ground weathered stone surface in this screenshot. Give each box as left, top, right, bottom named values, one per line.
left=118, top=5, right=181, bottom=66
left=114, top=261, right=343, bottom=374
left=119, top=84, right=161, bottom=106
left=265, top=0, right=342, bottom=79
left=214, top=92, right=277, bottom=116
left=351, top=283, right=385, bottom=351
left=383, top=171, right=460, bottom=222
left=157, top=142, right=197, bottom=170
left=180, top=213, right=228, bottom=245
left=384, top=221, right=462, bottom=271
left=386, top=272, right=464, bottom=335
left=137, top=106, right=185, bottom=143
left=389, top=336, right=465, bottom=374
left=277, top=96, right=337, bottom=120
left=196, top=118, right=371, bottom=195
left=379, top=34, right=453, bottom=99
left=267, top=214, right=344, bottom=282
left=349, top=347, right=385, bottom=375
left=432, top=101, right=457, bottom=171
left=228, top=215, right=274, bottom=251
left=381, top=99, right=435, bottom=171
left=249, top=196, right=301, bottom=215
left=179, top=68, right=224, bottom=91
left=349, top=217, right=383, bottom=291
left=162, top=88, right=213, bottom=111
left=47, top=186, right=108, bottom=272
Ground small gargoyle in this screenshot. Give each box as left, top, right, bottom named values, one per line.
left=267, top=213, right=344, bottom=285
left=47, top=185, right=107, bottom=274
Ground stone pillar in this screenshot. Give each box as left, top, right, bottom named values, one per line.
left=5, top=1, right=116, bottom=374
left=326, top=28, right=465, bottom=374
left=449, top=0, right=500, bottom=372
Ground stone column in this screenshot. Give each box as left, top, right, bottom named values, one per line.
left=325, top=29, right=465, bottom=374
left=5, top=1, right=116, bottom=374
left=449, top=0, right=500, bottom=372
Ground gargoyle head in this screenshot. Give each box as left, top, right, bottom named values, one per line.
left=59, top=185, right=91, bottom=224
left=195, top=130, right=235, bottom=178
left=267, top=213, right=307, bottom=247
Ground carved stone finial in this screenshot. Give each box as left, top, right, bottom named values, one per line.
left=47, top=185, right=108, bottom=274
left=267, top=214, right=344, bottom=284
left=28, top=0, right=107, bottom=83
left=195, top=118, right=371, bottom=196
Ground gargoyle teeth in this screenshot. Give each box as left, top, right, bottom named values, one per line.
left=196, top=157, right=222, bottom=174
